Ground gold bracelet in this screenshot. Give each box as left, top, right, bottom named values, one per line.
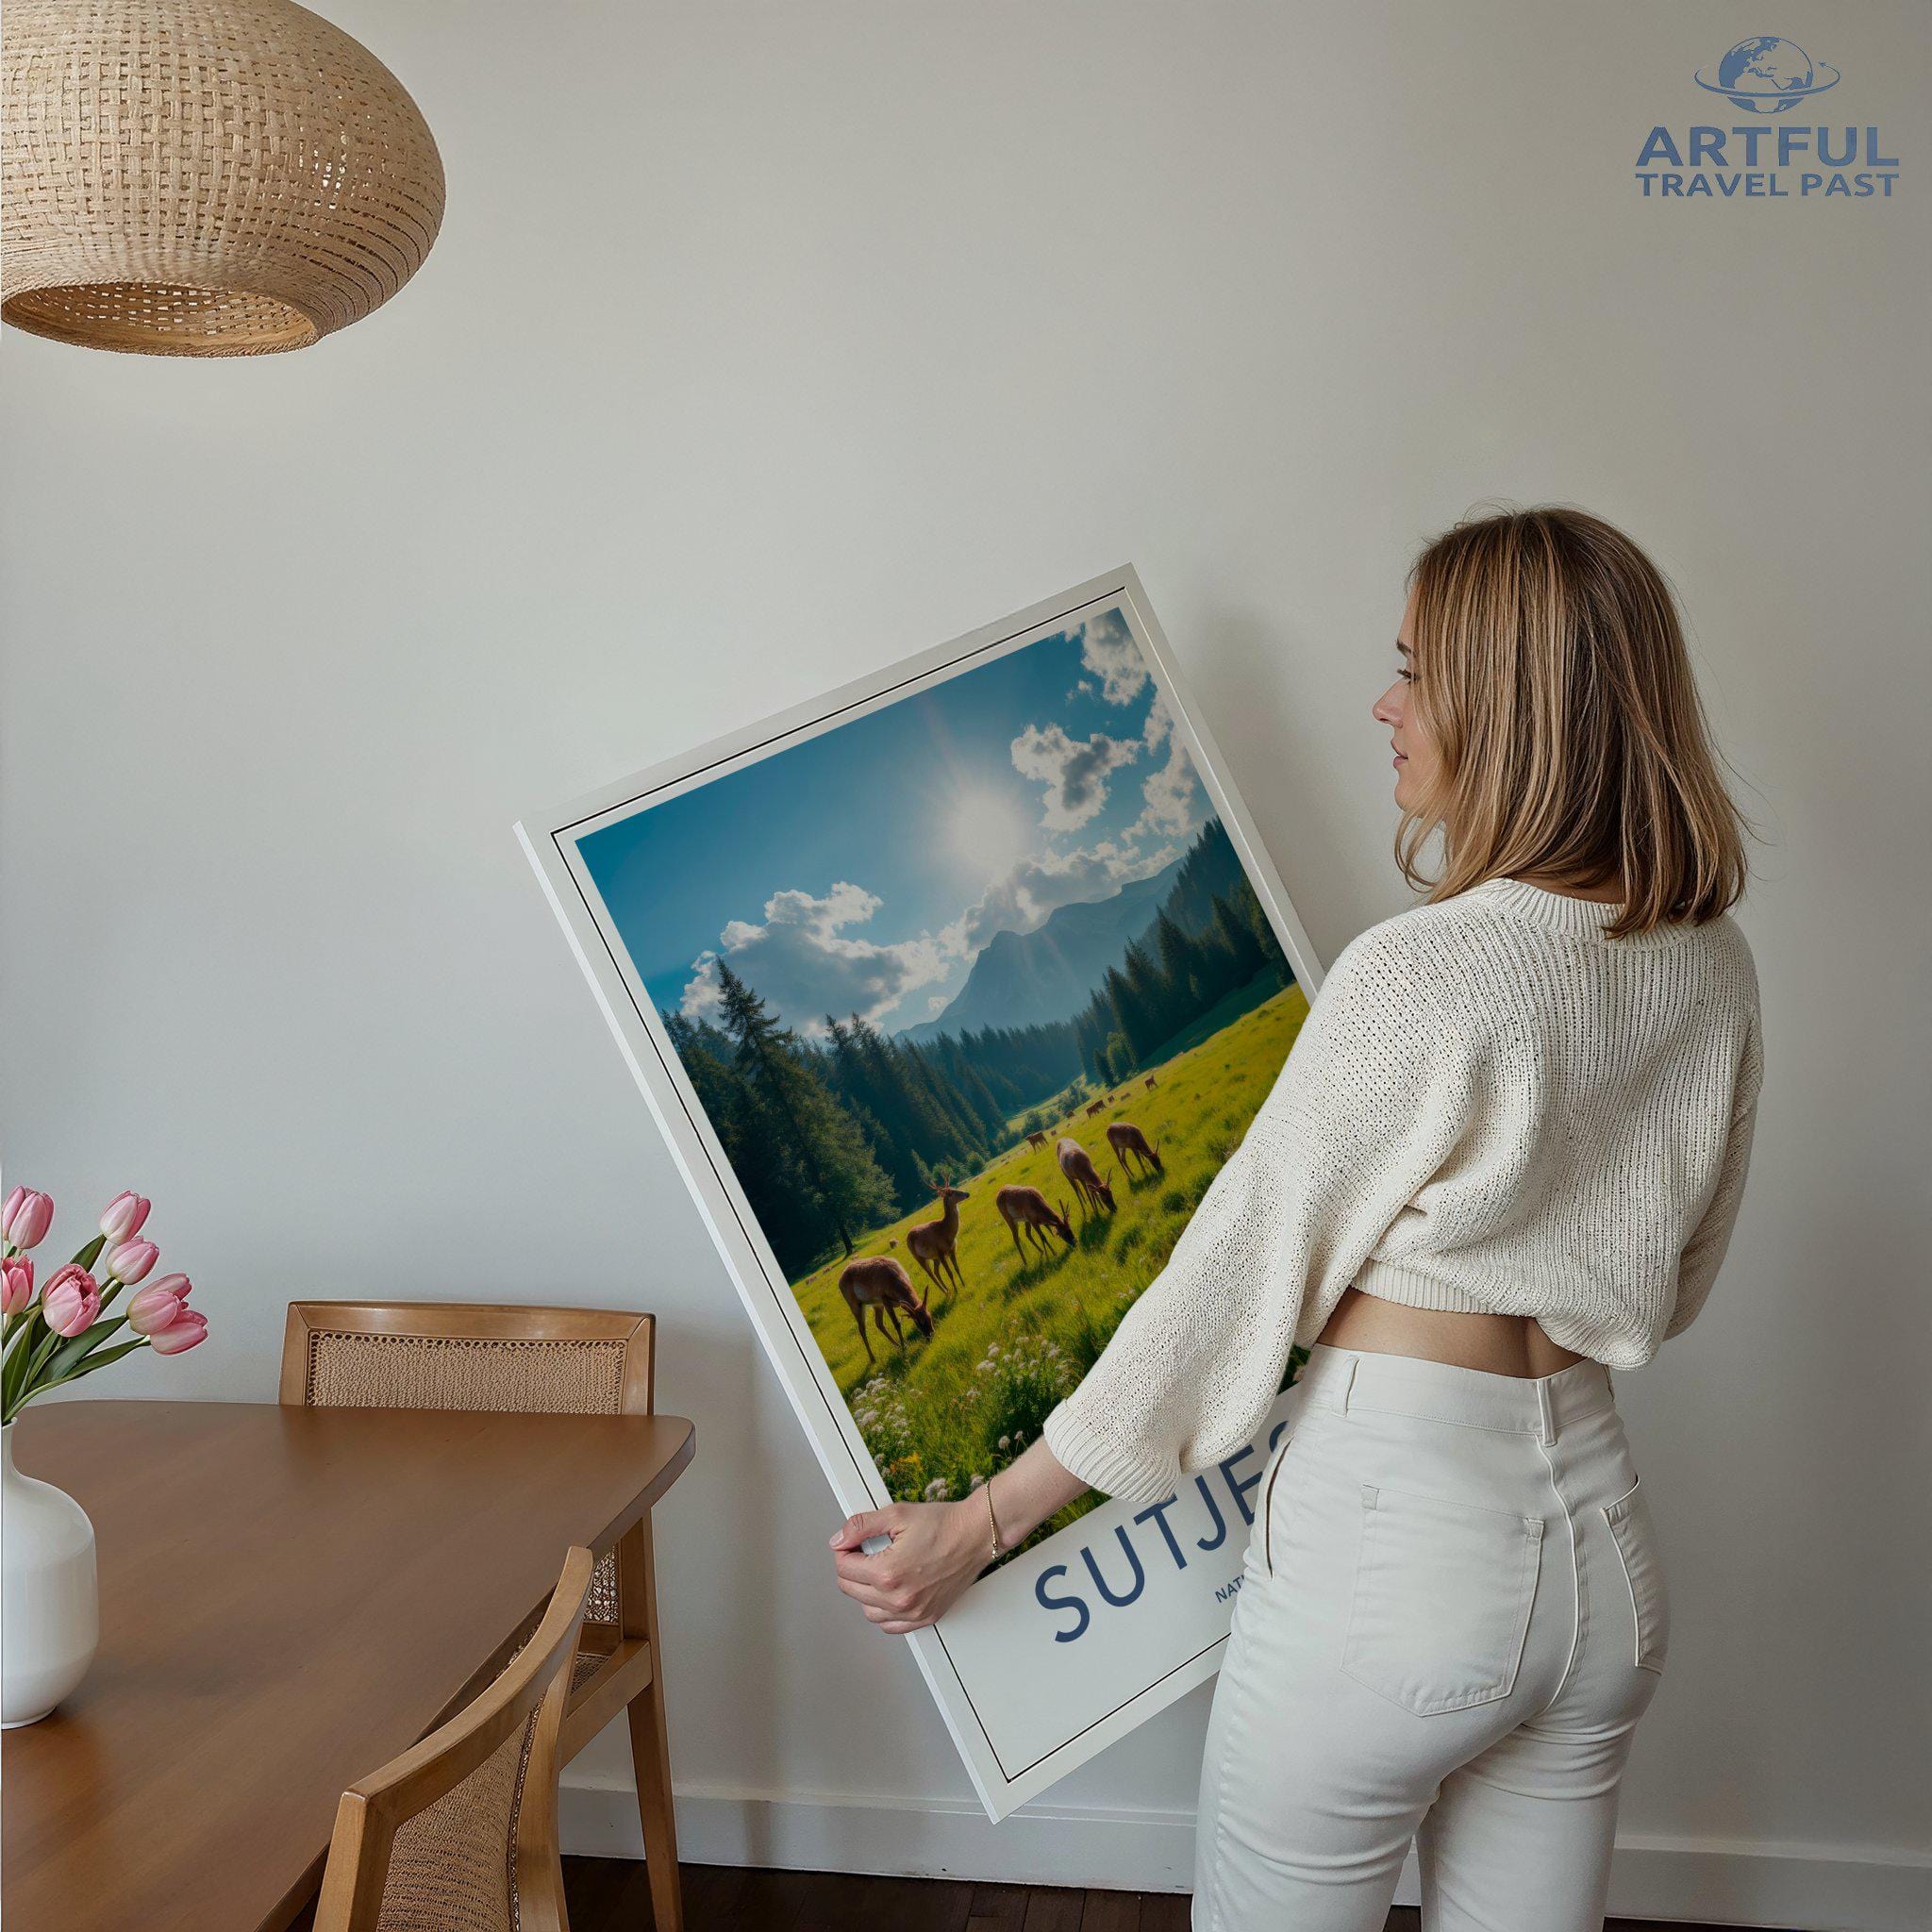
left=983, top=1473, right=1004, bottom=1561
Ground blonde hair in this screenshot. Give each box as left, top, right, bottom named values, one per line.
left=1399, top=505, right=1748, bottom=938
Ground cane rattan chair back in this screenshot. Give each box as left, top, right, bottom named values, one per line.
left=286, top=1304, right=651, bottom=1415
left=281, top=1303, right=684, bottom=1932
left=312, top=1545, right=592, bottom=1932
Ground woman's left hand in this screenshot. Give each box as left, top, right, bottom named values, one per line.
left=829, top=1497, right=988, bottom=1633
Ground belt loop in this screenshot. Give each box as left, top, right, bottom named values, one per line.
left=1340, top=1356, right=1357, bottom=1413
left=1537, top=1378, right=1557, bottom=1445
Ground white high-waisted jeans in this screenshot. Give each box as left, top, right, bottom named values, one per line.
left=1194, top=1344, right=1669, bottom=1931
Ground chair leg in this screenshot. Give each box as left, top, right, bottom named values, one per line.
left=617, top=1518, right=683, bottom=1932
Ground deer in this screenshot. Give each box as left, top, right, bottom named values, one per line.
left=1057, top=1137, right=1117, bottom=1215
left=1025, top=1129, right=1050, bottom=1151
left=838, top=1256, right=933, bottom=1365
left=995, top=1184, right=1076, bottom=1260
left=1106, top=1120, right=1164, bottom=1178
left=906, top=1181, right=969, bottom=1300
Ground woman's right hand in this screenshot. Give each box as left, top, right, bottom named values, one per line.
left=828, top=1438, right=1091, bottom=1633
left=829, top=1497, right=989, bottom=1633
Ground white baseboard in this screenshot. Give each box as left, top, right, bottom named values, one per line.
left=562, top=1774, right=1930, bottom=1931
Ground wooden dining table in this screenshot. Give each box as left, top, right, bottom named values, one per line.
left=2, top=1398, right=695, bottom=1932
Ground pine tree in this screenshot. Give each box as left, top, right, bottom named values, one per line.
left=1208, top=888, right=1266, bottom=990
left=713, top=964, right=894, bottom=1259
left=824, top=1016, right=928, bottom=1208
left=665, top=1008, right=825, bottom=1274
left=1231, top=876, right=1293, bottom=985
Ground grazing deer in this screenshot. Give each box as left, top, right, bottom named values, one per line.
left=995, top=1184, right=1076, bottom=1259
left=1084, top=1100, right=1107, bottom=1120
left=1057, top=1137, right=1117, bottom=1214
left=839, top=1257, right=933, bottom=1364
left=1143, top=1074, right=1158, bottom=1091
left=1107, top=1120, right=1164, bottom=1178
left=906, top=1182, right=969, bottom=1299
left=1026, top=1130, right=1050, bottom=1151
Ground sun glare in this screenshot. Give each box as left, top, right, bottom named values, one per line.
left=947, top=784, right=1030, bottom=878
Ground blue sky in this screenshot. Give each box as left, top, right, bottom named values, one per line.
left=577, top=606, right=1205, bottom=1037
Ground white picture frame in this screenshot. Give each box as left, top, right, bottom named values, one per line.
left=516, top=567, right=1324, bottom=1817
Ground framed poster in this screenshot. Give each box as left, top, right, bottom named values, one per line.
left=517, top=568, right=1324, bottom=1817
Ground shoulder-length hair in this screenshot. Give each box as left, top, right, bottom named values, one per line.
left=1399, top=504, right=1749, bottom=937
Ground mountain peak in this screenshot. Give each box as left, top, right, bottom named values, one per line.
left=897, top=848, right=1198, bottom=1045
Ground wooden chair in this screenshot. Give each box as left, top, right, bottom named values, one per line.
left=313, top=1545, right=593, bottom=1932
left=282, top=1303, right=682, bottom=1932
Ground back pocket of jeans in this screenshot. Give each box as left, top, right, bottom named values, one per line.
left=1341, top=1481, right=1543, bottom=1715
left=1604, top=1476, right=1669, bottom=1674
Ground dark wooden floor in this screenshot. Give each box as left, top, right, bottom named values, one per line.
left=563, top=1857, right=1768, bottom=1931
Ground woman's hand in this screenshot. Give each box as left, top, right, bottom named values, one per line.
left=829, top=1441, right=1091, bottom=1633
left=829, top=1496, right=988, bottom=1633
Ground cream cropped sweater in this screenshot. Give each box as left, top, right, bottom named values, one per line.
left=1042, top=877, right=1764, bottom=1505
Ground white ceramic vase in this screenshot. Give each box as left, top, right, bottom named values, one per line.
left=1, top=1419, right=98, bottom=1726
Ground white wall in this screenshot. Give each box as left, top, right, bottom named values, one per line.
left=4, top=3, right=1927, bottom=1923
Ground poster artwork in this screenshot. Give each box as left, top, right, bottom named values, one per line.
left=518, top=570, right=1324, bottom=1816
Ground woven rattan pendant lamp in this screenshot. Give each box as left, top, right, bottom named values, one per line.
left=2, top=0, right=444, bottom=355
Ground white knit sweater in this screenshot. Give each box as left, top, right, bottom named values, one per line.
left=1042, top=877, right=1764, bottom=1505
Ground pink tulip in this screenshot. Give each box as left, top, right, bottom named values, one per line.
left=99, top=1191, right=152, bottom=1242
left=2, top=1187, right=54, bottom=1251
left=1, top=1256, right=33, bottom=1316
left=41, top=1264, right=101, bottom=1338
left=144, top=1271, right=192, bottom=1304
left=147, top=1309, right=207, bottom=1356
left=126, top=1280, right=191, bottom=1337
left=106, top=1238, right=158, bottom=1285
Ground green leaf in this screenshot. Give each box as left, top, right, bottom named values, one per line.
left=69, top=1234, right=107, bottom=1272
left=3, top=1312, right=46, bottom=1407
left=42, top=1315, right=130, bottom=1384
left=44, top=1339, right=148, bottom=1388
left=14, top=1324, right=69, bottom=1402
left=4, top=1307, right=42, bottom=1366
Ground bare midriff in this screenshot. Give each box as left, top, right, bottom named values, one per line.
left=1316, top=1287, right=1587, bottom=1379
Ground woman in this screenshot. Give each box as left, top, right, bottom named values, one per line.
left=830, top=506, right=1763, bottom=1932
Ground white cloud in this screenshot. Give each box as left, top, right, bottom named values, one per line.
left=938, top=840, right=1174, bottom=958
left=677, top=880, right=949, bottom=1035
left=1075, top=608, right=1147, bottom=707
left=1131, top=729, right=1204, bottom=841
left=1010, top=722, right=1141, bottom=831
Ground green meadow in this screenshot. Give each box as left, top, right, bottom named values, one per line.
left=790, top=981, right=1310, bottom=1541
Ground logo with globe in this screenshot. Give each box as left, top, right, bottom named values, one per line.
left=1694, top=37, right=1840, bottom=114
